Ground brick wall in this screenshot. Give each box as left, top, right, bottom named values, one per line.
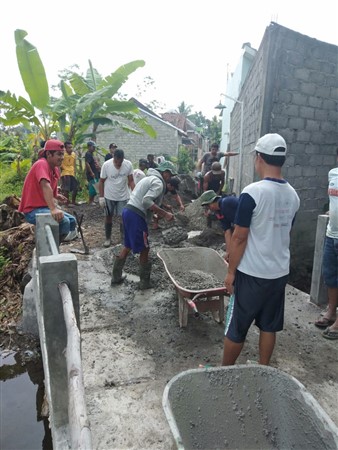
left=96, top=111, right=182, bottom=165
left=227, top=22, right=338, bottom=282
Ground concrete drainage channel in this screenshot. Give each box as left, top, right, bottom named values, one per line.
left=163, top=365, right=338, bottom=450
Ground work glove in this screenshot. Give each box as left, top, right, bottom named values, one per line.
left=99, top=197, right=106, bottom=208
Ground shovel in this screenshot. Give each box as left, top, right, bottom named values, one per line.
left=70, top=211, right=90, bottom=255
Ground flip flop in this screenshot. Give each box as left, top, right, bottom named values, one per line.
left=314, top=317, right=335, bottom=329
left=322, top=327, right=338, bottom=340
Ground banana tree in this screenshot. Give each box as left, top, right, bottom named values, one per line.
left=53, top=59, right=156, bottom=146
left=0, top=29, right=57, bottom=140
left=0, top=30, right=156, bottom=146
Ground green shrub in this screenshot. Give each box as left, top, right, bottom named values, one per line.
left=0, top=159, right=31, bottom=201
left=177, top=146, right=194, bottom=174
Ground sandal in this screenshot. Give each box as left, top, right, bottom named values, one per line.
left=314, top=317, right=335, bottom=329
left=322, top=327, right=338, bottom=340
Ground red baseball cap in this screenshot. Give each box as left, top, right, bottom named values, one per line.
left=44, top=139, right=65, bottom=151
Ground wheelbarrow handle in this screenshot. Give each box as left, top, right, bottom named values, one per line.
left=187, top=293, right=206, bottom=317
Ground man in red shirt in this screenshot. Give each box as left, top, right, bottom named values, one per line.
left=18, top=139, right=77, bottom=241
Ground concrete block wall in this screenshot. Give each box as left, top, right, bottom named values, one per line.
left=96, top=111, right=182, bottom=166
left=269, top=25, right=337, bottom=276
left=227, top=36, right=270, bottom=193
left=228, top=22, right=338, bottom=283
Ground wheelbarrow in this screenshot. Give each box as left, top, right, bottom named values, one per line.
left=163, top=365, right=338, bottom=450
left=157, top=247, right=228, bottom=327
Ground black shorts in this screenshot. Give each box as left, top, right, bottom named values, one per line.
left=225, top=270, right=288, bottom=343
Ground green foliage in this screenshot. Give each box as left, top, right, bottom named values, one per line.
left=0, top=159, right=31, bottom=201
left=207, top=115, right=222, bottom=143
left=188, top=111, right=205, bottom=127
left=1, top=30, right=156, bottom=146
left=0, top=152, right=18, bottom=163
left=177, top=146, right=194, bottom=174
left=0, top=129, right=33, bottom=200
left=55, top=59, right=156, bottom=145
left=188, top=111, right=222, bottom=142
left=177, top=101, right=193, bottom=117
left=0, top=247, right=10, bottom=277
left=15, top=29, right=49, bottom=110
left=0, top=130, right=31, bottom=160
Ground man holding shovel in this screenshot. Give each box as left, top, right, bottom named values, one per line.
left=153, top=177, right=185, bottom=230
left=111, top=161, right=177, bottom=289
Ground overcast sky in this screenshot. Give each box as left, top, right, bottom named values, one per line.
left=1, top=0, right=337, bottom=119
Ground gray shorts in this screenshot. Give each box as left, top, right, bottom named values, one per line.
left=104, top=199, right=128, bottom=217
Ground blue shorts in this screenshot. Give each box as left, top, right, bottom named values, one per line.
left=24, top=208, right=77, bottom=236
left=225, top=270, right=288, bottom=343
left=122, top=208, right=149, bottom=254
left=322, top=237, right=338, bottom=288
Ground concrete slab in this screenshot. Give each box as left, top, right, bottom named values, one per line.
left=86, top=381, right=175, bottom=450
left=82, top=330, right=156, bottom=389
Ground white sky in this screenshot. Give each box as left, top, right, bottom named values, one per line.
left=1, top=0, right=337, bottom=119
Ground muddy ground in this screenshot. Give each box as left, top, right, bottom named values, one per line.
left=1, top=192, right=338, bottom=448
left=61, top=197, right=338, bottom=447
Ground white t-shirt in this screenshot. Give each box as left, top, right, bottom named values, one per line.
left=236, top=179, right=300, bottom=279
left=100, top=159, right=133, bottom=201
left=327, top=167, right=338, bottom=238
left=133, top=168, right=146, bottom=185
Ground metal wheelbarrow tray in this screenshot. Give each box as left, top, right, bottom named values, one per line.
left=163, top=365, right=338, bottom=450
left=157, top=247, right=228, bottom=327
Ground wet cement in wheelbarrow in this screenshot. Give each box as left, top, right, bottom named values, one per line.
left=170, top=269, right=224, bottom=290
left=164, top=366, right=338, bottom=450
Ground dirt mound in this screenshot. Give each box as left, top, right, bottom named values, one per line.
left=0, top=183, right=210, bottom=346
left=0, top=195, right=25, bottom=230
left=0, top=222, right=35, bottom=333
left=189, top=228, right=224, bottom=247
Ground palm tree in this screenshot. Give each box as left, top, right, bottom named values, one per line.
left=176, top=101, right=193, bottom=117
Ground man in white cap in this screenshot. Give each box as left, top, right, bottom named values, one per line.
left=222, top=133, right=300, bottom=366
